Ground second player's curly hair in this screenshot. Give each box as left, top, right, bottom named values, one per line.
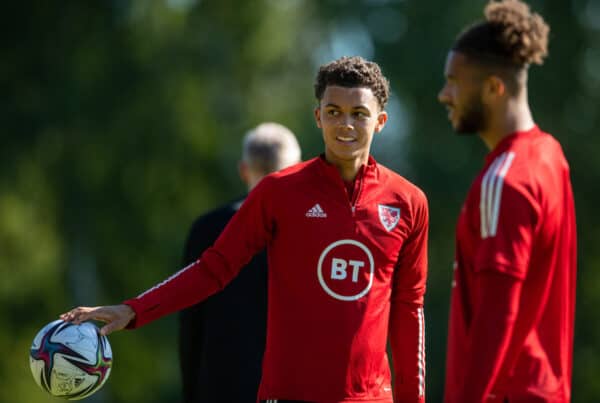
left=314, top=56, right=390, bottom=109
left=453, top=0, right=549, bottom=67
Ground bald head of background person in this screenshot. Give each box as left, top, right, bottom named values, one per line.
left=239, top=122, right=302, bottom=190
left=178, top=122, right=300, bottom=403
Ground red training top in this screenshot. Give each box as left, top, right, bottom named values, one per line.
left=125, top=156, right=429, bottom=403
left=445, top=126, right=577, bottom=402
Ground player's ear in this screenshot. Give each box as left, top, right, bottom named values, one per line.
left=314, top=106, right=322, bottom=128
left=374, top=110, right=388, bottom=133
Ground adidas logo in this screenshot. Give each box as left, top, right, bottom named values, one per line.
left=305, top=203, right=327, bottom=218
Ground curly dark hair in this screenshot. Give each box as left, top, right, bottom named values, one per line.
left=453, top=0, right=549, bottom=67
left=314, top=56, right=390, bottom=109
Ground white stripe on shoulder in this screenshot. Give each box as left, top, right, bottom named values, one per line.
left=490, top=152, right=515, bottom=236
left=480, top=152, right=516, bottom=239
left=480, top=154, right=505, bottom=238
left=486, top=156, right=504, bottom=236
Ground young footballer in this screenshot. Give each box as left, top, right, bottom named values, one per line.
left=63, top=56, right=429, bottom=403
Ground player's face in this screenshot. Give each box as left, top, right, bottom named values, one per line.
left=315, top=85, right=387, bottom=167
left=438, top=51, right=489, bottom=134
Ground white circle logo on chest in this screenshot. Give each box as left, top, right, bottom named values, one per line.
left=317, top=239, right=375, bottom=301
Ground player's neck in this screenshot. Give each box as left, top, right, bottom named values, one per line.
left=337, top=160, right=365, bottom=182
left=325, top=152, right=368, bottom=182
left=479, top=97, right=535, bottom=151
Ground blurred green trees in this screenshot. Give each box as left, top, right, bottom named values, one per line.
left=3, top=1, right=598, bottom=402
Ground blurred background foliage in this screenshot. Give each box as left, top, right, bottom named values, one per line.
left=2, top=0, right=598, bottom=402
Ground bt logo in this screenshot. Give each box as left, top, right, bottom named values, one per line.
left=317, top=239, right=374, bottom=301
left=330, top=258, right=365, bottom=282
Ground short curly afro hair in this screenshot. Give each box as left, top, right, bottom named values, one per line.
left=453, top=0, right=549, bottom=67
left=314, top=56, right=390, bottom=109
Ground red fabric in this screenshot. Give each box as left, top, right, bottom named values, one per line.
left=445, top=126, right=577, bottom=402
left=454, top=272, right=521, bottom=402
left=344, top=180, right=355, bottom=201
left=124, top=156, right=429, bottom=403
left=343, top=166, right=362, bottom=202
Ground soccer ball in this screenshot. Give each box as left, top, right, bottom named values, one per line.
left=29, top=319, right=113, bottom=400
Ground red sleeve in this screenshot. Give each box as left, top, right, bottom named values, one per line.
left=389, top=193, right=428, bottom=403
left=456, top=272, right=522, bottom=402
left=476, top=180, right=539, bottom=278
left=123, top=176, right=276, bottom=328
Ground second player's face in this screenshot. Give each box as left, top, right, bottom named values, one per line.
left=438, top=51, right=488, bottom=134
left=315, top=85, right=387, bottom=167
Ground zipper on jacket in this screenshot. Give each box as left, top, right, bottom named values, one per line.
left=350, top=171, right=365, bottom=217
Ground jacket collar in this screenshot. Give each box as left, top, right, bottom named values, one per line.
left=315, top=154, right=379, bottom=186
left=485, top=125, right=540, bottom=164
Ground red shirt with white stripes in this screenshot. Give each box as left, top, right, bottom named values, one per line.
left=445, top=126, right=577, bottom=402
left=125, top=156, right=429, bottom=403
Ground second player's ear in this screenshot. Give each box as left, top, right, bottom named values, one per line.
left=484, top=75, right=506, bottom=98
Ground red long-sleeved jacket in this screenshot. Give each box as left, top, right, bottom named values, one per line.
left=125, top=156, right=429, bottom=403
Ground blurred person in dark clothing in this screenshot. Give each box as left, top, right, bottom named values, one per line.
left=179, top=123, right=301, bottom=403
